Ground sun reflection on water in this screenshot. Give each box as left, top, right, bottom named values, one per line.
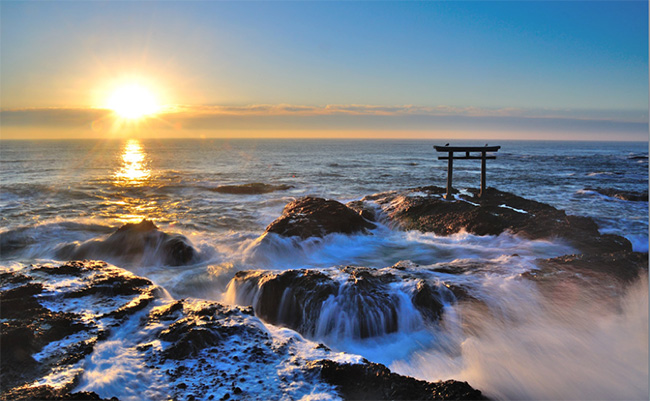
left=115, top=139, right=151, bottom=185
left=109, top=139, right=161, bottom=223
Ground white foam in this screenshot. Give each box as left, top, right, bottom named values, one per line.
left=74, top=307, right=169, bottom=400
left=498, top=204, right=528, bottom=214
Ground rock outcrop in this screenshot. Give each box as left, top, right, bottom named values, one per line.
left=364, top=186, right=631, bottom=254
left=211, top=182, right=293, bottom=195
left=55, top=219, right=196, bottom=266
left=265, top=196, right=376, bottom=239
left=1, top=261, right=488, bottom=401
left=308, top=359, right=487, bottom=400
left=228, top=265, right=471, bottom=340
left=0, top=261, right=156, bottom=401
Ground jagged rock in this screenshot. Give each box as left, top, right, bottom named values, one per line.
left=346, top=200, right=377, bottom=222
left=367, top=186, right=631, bottom=254
left=0, top=261, right=157, bottom=400
left=308, top=359, right=487, bottom=400
left=0, top=280, right=88, bottom=391
left=55, top=219, right=196, bottom=266
left=154, top=301, right=264, bottom=360
left=265, top=197, right=376, bottom=239
left=211, top=182, right=293, bottom=195
left=0, top=386, right=117, bottom=401
left=229, top=266, right=463, bottom=339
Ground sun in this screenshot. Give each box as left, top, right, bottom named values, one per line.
left=107, top=84, right=160, bottom=119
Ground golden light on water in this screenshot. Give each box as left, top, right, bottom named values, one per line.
left=114, top=139, right=151, bottom=185
left=109, top=138, right=171, bottom=223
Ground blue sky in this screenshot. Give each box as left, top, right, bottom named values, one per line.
left=1, top=1, right=648, bottom=140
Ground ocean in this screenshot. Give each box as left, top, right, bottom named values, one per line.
left=1, top=138, right=648, bottom=400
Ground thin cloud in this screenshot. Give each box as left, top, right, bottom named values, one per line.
left=2, top=104, right=647, bottom=131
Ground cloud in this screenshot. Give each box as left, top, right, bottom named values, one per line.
left=1, top=104, right=647, bottom=141
left=164, top=103, right=648, bottom=122
left=0, top=107, right=112, bottom=127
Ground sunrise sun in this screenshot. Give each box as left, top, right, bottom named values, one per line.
left=107, top=84, right=160, bottom=119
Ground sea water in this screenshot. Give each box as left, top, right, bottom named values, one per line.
left=1, top=138, right=648, bottom=399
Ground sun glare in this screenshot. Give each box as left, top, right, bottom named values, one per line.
left=107, top=84, right=160, bottom=119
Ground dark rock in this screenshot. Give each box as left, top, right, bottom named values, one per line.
left=1, top=261, right=158, bottom=399
left=211, top=182, right=293, bottom=195
left=0, top=386, right=114, bottom=401
left=149, top=300, right=185, bottom=321
left=585, top=187, right=648, bottom=202
left=0, top=271, right=31, bottom=286
left=162, top=326, right=224, bottom=360
left=371, top=187, right=631, bottom=254
left=55, top=219, right=197, bottom=266
left=309, top=359, right=487, bottom=400
left=66, top=274, right=152, bottom=299
left=33, top=260, right=108, bottom=276
left=155, top=301, right=266, bottom=361
left=346, top=200, right=377, bottom=222
left=412, top=281, right=445, bottom=322
left=0, top=281, right=88, bottom=395
left=230, top=266, right=459, bottom=339
left=265, top=197, right=376, bottom=239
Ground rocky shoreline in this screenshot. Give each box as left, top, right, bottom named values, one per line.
left=1, top=260, right=486, bottom=401
left=2, top=187, right=646, bottom=400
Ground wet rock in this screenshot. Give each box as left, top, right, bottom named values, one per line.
left=1, top=261, right=158, bottom=400
left=265, top=197, right=376, bottom=239
left=231, top=269, right=337, bottom=335
left=0, top=386, right=116, bottom=401
left=230, top=266, right=460, bottom=339
left=154, top=301, right=267, bottom=361
left=412, top=281, right=445, bottom=322
left=370, top=186, right=631, bottom=254
left=161, top=324, right=224, bottom=360
left=308, top=359, right=487, bottom=400
left=0, top=281, right=87, bottom=395
left=585, top=187, right=648, bottom=202
left=33, top=260, right=108, bottom=276
left=211, top=182, right=293, bottom=195
left=346, top=200, right=377, bottom=222
left=55, top=219, right=197, bottom=266
left=66, top=274, right=152, bottom=299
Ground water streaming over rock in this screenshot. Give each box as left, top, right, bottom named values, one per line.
left=1, top=139, right=647, bottom=400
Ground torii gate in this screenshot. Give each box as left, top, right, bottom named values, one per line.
left=433, top=145, right=501, bottom=200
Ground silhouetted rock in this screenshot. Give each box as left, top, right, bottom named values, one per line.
left=211, top=182, right=293, bottom=195
left=308, top=359, right=487, bottom=400
left=55, top=219, right=197, bottom=266
left=265, top=197, right=376, bottom=239
left=366, top=186, right=631, bottom=254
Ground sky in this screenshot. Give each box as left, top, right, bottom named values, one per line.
left=1, top=0, right=648, bottom=141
